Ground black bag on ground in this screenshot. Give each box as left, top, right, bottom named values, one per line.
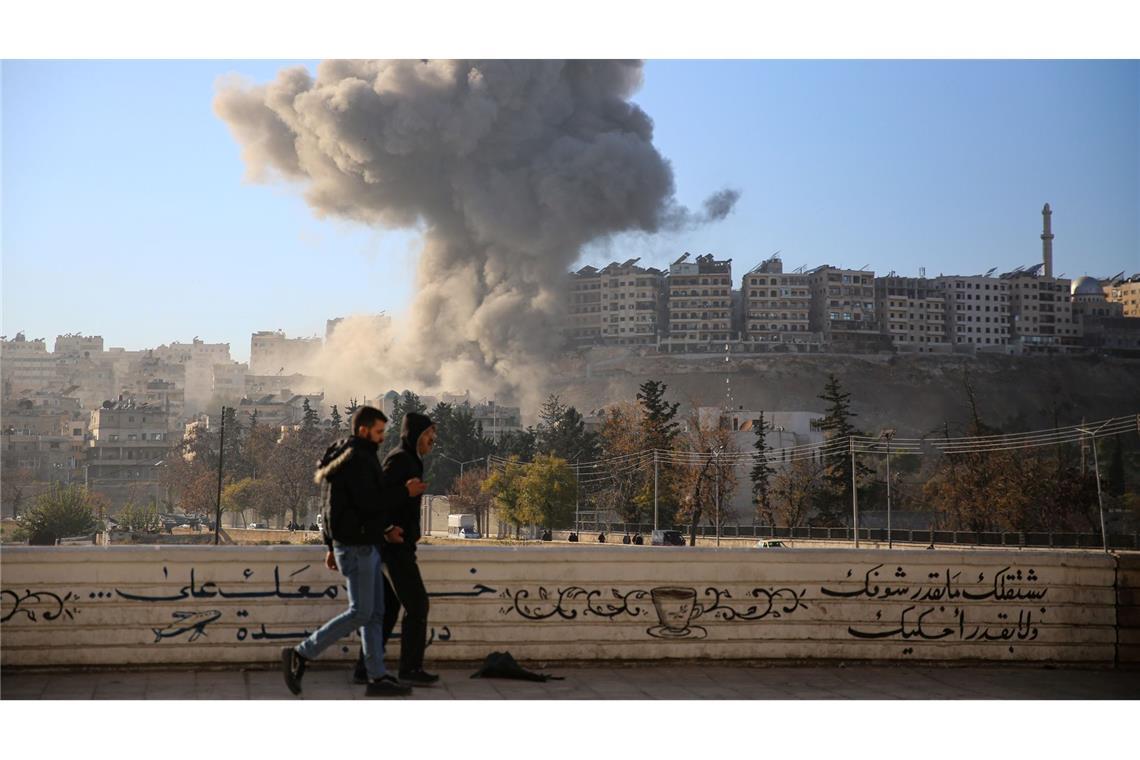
left=470, top=651, right=564, bottom=682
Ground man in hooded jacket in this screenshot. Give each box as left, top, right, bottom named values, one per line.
left=282, top=406, right=420, bottom=698
left=353, top=411, right=440, bottom=686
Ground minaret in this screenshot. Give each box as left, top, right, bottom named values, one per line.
left=1041, top=203, right=1054, bottom=278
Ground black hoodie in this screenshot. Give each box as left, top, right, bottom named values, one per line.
left=381, top=412, right=433, bottom=548
left=315, top=435, right=404, bottom=548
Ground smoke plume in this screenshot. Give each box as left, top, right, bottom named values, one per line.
left=215, top=60, right=739, bottom=407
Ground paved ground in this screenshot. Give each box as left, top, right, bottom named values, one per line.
left=3, top=663, right=1138, bottom=699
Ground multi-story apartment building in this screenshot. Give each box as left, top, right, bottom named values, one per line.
left=934, top=275, right=1011, bottom=352
left=665, top=253, right=733, bottom=352
left=1004, top=268, right=1082, bottom=354
left=249, top=330, right=323, bottom=375
left=54, top=334, right=105, bottom=358
left=808, top=266, right=885, bottom=350
left=1, top=333, right=58, bottom=397
left=235, top=391, right=324, bottom=431
left=1105, top=275, right=1140, bottom=317
left=741, top=256, right=815, bottom=345
left=565, top=265, right=604, bottom=346
left=873, top=275, right=949, bottom=352
left=597, top=259, right=666, bottom=346
left=212, top=361, right=247, bottom=402
left=86, top=400, right=171, bottom=507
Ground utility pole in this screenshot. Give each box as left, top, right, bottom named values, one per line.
left=1078, top=421, right=1112, bottom=554
left=850, top=436, right=859, bottom=549
left=653, top=449, right=659, bottom=531
left=880, top=429, right=895, bottom=549
left=714, top=448, right=721, bottom=548
left=213, top=407, right=227, bottom=545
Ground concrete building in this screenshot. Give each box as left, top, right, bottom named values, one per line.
left=235, top=391, right=324, bottom=431
left=471, top=399, right=523, bottom=442
left=1071, top=276, right=1140, bottom=356
left=1105, top=275, right=1140, bottom=317
left=1005, top=270, right=1082, bottom=354
left=1, top=333, right=58, bottom=397
left=249, top=330, right=322, bottom=376
left=741, top=256, right=816, bottom=346
left=153, top=339, right=232, bottom=413
left=873, top=275, right=950, bottom=352
left=808, top=266, right=885, bottom=351
left=665, top=253, right=733, bottom=352
left=934, top=275, right=1012, bottom=352
left=596, top=259, right=666, bottom=346
left=53, top=334, right=105, bottom=359
left=565, top=265, right=604, bottom=346
left=86, top=399, right=171, bottom=508
left=212, top=361, right=248, bottom=402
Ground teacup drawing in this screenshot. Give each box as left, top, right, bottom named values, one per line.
left=649, top=587, right=706, bottom=638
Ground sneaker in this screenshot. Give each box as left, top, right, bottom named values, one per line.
left=398, top=668, right=440, bottom=686
left=365, top=674, right=412, bottom=697
left=281, top=647, right=307, bottom=695
left=351, top=651, right=368, bottom=685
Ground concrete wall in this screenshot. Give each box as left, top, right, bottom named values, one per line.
left=1, top=545, right=1128, bottom=668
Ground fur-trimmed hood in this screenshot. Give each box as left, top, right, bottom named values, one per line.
left=313, top=436, right=377, bottom=484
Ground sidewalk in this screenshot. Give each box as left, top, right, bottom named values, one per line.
left=3, top=663, right=1138, bottom=700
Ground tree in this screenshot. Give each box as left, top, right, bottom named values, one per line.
left=816, top=373, right=871, bottom=526
left=636, top=380, right=683, bottom=527
left=674, top=410, right=739, bottom=545
left=222, top=477, right=270, bottom=527
left=427, top=402, right=494, bottom=495
left=750, top=411, right=775, bottom=524
left=771, top=458, right=826, bottom=528
left=328, top=405, right=344, bottom=435
left=21, top=484, right=101, bottom=545
left=448, top=470, right=493, bottom=537
left=115, top=502, right=162, bottom=532
left=301, top=398, right=321, bottom=436
left=596, top=403, right=649, bottom=526
left=1, top=464, right=38, bottom=520
left=495, top=428, right=537, bottom=462
left=518, top=454, right=577, bottom=529
left=263, top=428, right=318, bottom=528
left=535, top=395, right=598, bottom=462
left=482, top=456, right=532, bottom=538
left=1107, top=436, right=1126, bottom=499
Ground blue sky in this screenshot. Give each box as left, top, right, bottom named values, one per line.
left=3, top=59, right=1137, bottom=362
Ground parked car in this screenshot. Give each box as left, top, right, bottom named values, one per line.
left=247, top=522, right=266, bottom=529
left=457, top=527, right=481, bottom=539
left=755, top=540, right=787, bottom=549
left=650, top=529, right=686, bottom=546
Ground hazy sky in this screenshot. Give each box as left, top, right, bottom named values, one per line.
left=3, top=59, right=1137, bottom=362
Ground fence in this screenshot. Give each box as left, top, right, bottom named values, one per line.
left=569, top=522, right=1140, bottom=549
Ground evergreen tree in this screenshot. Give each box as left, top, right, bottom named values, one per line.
left=816, top=373, right=870, bottom=526
left=345, top=398, right=360, bottom=425
left=496, top=427, right=537, bottom=462
left=637, top=380, right=680, bottom=449
left=750, top=411, right=775, bottom=524
left=328, top=405, right=343, bottom=435
left=301, top=398, right=320, bottom=433
left=535, top=394, right=598, bottom=461
left=384, top=391, right=426, bottom=454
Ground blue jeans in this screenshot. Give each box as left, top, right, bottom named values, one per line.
left=296, top=544, right=387, bottom=680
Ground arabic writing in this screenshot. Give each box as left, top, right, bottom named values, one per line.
left=822, top=565, right=1051, bottom=649
left=115, top=566, right=340, bottom=602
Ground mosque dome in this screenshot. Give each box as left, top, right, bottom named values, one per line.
left=1071, top=276, right=1103, bottom=297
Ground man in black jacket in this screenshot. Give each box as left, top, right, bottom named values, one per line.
left=281, top=406, right=417, bottom=698
left=352, top=411, right=439, bottom=686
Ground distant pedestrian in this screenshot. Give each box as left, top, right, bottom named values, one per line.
left=622, top=534, right=631, bottom=545
left=597, top=532, right=606, bottom=543
left=280, top=406, right=411, bottom=698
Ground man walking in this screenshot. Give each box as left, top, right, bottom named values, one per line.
left=281, top=406, right=413, bottom=698
left=352, top=412, right=438, bottom=686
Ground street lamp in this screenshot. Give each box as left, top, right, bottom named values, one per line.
left=1076, top=421, right=1112, bottom=554
left=436, top=453, right=486, bottom=533
left=878, top=429, right=895, bottom=548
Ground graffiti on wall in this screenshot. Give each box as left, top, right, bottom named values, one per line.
left=497, top=584, right=810, bottom=639
left=820, top=564, right=1051, bottom=654
left=1, top=562, right=493, bottom=649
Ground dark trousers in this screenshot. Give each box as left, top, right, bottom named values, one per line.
left=356, top=546, right=429, bottom=676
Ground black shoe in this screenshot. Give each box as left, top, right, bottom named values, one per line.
left=281, top=647, right=307, bottom=695
left=352, top=651, right=369, bottom=684
left=398, top=668, right=440, bottom=686
left=365, top=674, right=412, bottom=697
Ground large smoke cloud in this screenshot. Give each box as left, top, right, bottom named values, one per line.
left=215, top=60, right=738, bottom=407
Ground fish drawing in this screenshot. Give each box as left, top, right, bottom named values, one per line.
left=152, top=610, right=222, bottom=642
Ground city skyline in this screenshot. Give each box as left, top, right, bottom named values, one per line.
left=3, top=60, right=1137, bottom=363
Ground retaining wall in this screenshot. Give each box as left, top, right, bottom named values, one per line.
left=0, top=545, right=1130, bottom=667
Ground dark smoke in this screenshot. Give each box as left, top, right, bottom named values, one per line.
left=215, top=60, right=739, bottom=404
